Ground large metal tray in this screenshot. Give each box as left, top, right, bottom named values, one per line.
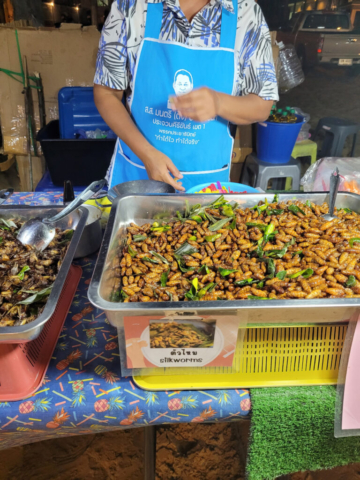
left=88, top=193, right=360, bottom=328
left=0, top=205, right=88, bottom=343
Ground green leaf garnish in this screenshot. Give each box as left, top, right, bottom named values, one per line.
left=142, top=256, right=159, bottom=264
left=174, top=242, right=198, bottom=256
left=288, top=268, right=314, bottom=279
left=18, top=285, right=53, bottom=305
left=205, top=234, right=222, bottom=242
left=0, top=218, right=16, bottom=228
left=339, top=208, right=352, bottom=213
left=247, top=295, right=270, bottom=300
left=276, top=271, right=287, bottom=280
left=288, top=204, right=306, bottom=216
left=161, top=270, right=170, bottom=287
left=17, top=265, right=30, bottom=281
left=208, top=218, right=231, bottom=231
left=150, top=251, right=169, bottom=265
left=128, top=245, right=137, bottom=258
left=133, top=234, right=147, bottom=242
left=218, top=267, right=238, bottom=277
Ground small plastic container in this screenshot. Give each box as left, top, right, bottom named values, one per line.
left=186, top=182, right=259, bottom=194
left=256, top=115, right=304, bottom=164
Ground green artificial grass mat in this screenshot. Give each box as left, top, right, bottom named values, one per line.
left=246, top=386, right=360, bottom=480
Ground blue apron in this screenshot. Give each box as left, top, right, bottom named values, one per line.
left=108, top=0, right=237, bottom=191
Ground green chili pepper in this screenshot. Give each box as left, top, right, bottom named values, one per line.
left=198, top=282, right=215, bottom=299
left=189, top=236, right=197, bottom=241
left=133, top=234, right=147, bottom=242
left=276, top=271, right=287, bottom=280
left=222, top=204, right=234, bottom=217
left=161, top=270, right=170, bottom=287
left=349, top=238, right=360, bottom=248
left=205, top=233, right=222, bottom=242
left=190, top=215, right=203, bottom=224
left=246, top=222, right=267, bottom=230
left=288, top=204, right=306, bottom=216
left=340, top=208, right=352, bottom=213
left=273, top=193, right=279, bottom=203
left=17, top=265, right=30, bottom=281
left=218, top=267, right=238, bottom=277
left=151, top=226, right=171, bottom=233
left=305, top=200, right=313, bottom=208
left=152, top=222, right=159, bottom=228
left=346, top=275, right=356, bottom=288
left=208, top=218, right=231, bottom=231
left=128, top=245, right=137, bottom=258
left=288, top=268, right=314, bottom=279
left=262, top=223, right=275, bottom=246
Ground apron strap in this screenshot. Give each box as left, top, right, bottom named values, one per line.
left=144, top=2, right=164, bottom=39
left=220, top=0, right=237, bottom=50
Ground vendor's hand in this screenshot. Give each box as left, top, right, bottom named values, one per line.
left=171, top=88, right=220, bottom=122
left=143, top=149, right=185, bottom=192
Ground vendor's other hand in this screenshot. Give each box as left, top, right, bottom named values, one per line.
left=171, top=87, right=219, bottom=122
left=144, top=149, right=185, bottom=192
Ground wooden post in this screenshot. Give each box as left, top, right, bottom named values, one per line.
left=4, top=0, right=15, bottom=23
left=91, top=0, right=97, bottom=25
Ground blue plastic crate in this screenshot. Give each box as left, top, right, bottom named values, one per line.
left=58, top=86, right=111, bottom=139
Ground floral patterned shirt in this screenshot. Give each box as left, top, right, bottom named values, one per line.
left=94, top=0, right=279, bottom=106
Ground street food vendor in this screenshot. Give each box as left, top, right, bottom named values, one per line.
left=94, top=0, right=279, bottom=191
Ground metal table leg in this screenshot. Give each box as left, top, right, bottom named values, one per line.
left=144, top=425, right=156, bottom=480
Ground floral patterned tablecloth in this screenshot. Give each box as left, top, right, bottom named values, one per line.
left=0, top=192, right=250, bottom=450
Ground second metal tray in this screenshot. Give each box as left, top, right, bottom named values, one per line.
left=0, top=205, right=88, bottom=343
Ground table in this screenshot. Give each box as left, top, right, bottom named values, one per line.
left=0, top=192, right=250, bottom=451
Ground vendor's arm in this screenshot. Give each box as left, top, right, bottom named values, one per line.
left=94, top=85, right=184, bottom=191
left=93, top=2, right=184, bottom=191
left=172, top=90, right=272, bottom=124
left=172, top=2, right=278, bottom=125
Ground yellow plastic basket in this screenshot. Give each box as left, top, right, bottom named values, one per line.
left=133, top=324, right=348, bottom=391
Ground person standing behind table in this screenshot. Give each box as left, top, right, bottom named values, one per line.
left=93, top=0, right=279, bottom=192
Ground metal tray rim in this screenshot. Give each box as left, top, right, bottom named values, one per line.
left=0, top=205, right=88, bottom=338
left=88, top=192, right=360, bottom=313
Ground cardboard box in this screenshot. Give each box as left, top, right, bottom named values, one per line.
left=230, top=163, right=243, bottom=183
left=0, top=25, right=100, bottom=154
left=16, top=155, right=45, bottom=191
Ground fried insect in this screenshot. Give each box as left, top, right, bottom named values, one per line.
left=149, top=322, right=215, bottom=348
left=110, top=198, right=360, bottom=303
left=0, top=220, right=72, bottom=327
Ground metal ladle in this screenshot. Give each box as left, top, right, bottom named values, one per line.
left=17, top=179, right=106, bottom=251
left=323, top=168, right=340, bottom=221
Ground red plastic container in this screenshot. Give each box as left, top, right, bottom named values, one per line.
left=0, top=265, right=82, bottom=401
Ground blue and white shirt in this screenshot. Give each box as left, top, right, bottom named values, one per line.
left=94, top=0, right=279, bottom=105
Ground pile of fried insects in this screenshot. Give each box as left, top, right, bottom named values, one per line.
left=0, top=218, right=73, bottom=326
left=111, top=195, right=360, bottom=302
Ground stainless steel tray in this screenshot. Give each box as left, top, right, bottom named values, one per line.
left=0, top=205, right=88, bottom=343
left=88, top=193, right=360, bottom=328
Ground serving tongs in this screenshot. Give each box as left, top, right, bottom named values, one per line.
left=17, top=179, right=106, bottom=251
left=0, top=188, right=14, bottom=205
left=323, top=168, right=340, bottom=221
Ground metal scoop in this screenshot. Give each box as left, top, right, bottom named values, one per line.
left=323, top=168, right=340, bottom=221
left=17, top=179, right=106, bottom=251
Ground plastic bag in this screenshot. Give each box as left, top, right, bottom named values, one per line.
left=293, top=107, right=310, bottom=142
left=301, top=157, right=360, bottom=194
